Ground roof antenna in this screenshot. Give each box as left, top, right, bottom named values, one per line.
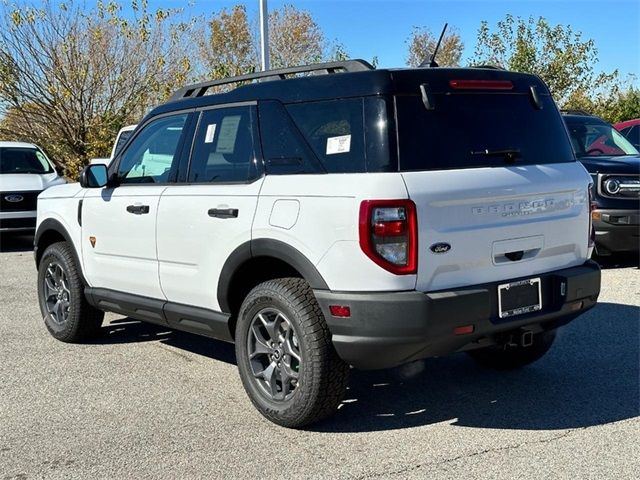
left=420, top=23, right=448, bottom=68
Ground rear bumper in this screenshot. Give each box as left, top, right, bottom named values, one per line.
left=315, top=261, right=601, bottom=370
left=593, top=209, right=639, bottom=254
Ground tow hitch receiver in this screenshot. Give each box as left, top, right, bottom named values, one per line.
left=520, top=330, right=534, bottom=347
left=500, top=329, right=535, bottom=348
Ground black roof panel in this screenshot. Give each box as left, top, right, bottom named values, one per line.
left=148, top=64, right=551, bottom=118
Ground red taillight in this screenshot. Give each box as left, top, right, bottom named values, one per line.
left=449, top=79, right=514, bottom=90
left=359, top=199, right=417, bottom=275
left=373, top=220, right=405, bottom=236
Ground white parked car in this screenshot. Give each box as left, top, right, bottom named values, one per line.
left=0, top=141, right=65, bottom=233
left=34, top=61, right=601, bottom=428
left=89, top=125, right=137, bottom=166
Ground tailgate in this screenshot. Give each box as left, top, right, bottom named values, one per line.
left=402, top=162, right=591, bottom=292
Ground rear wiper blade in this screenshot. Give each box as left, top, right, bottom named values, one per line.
left=471, top=148, right=521, bottom=162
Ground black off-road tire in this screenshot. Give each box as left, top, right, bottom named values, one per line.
left=37, top=241, right=104, bottom=342
left=467, top=330, right=557, bottom=370
left=235, top=278, right=350, bottom=428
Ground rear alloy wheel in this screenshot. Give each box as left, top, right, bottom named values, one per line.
left=236, top=278, right=349, bottom=428
left=247, top=308, right=302, bottom=401
left=37, top=241, right=104, bottom=342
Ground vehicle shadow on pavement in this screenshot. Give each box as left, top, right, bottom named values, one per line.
left=93, top=302, right=638, bottom=433
left=593, top=253, right=639, bottom=270
left=316, top=301, right=639, bottom=433
left=94, top=318, right=237, bottom=365
left=0, top=234, right=34, bottom=253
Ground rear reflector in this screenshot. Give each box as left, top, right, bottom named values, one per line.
left=449, top=79, right=514, bottom=90
left=453, top=325, right=474, bottom=335
left=329, top=305, right=351, bottom=318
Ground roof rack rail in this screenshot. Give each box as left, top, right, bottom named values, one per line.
left=170, top=59, right=374, bottom=101
left=560, top=109, right=592, bottom=116
left=471, top=64, right=505, bottom=70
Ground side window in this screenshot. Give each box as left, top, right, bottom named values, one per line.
left=286, top=98, right=366, bottom=173
left=188, top=106, right=259, bottom=183
left=258, top=100, right=323, bottom=175
left=117, top=114, right=188, bottom=184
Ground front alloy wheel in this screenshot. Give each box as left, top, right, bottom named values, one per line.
left=37, top=241, right=104, bottom=342
left=42, top=261, right=71, bottom=325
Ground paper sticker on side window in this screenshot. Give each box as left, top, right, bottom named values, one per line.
left=204, top=124, right=217, bottom=143
left=326, top=135, right=351, bottom=155
left=216, top=116, right=242, bottom=153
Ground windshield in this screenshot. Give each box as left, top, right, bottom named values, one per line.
left=0, top=147, right=53, bottom=174
left=564, top=118, right=639, bottom=157
left=396, top=93, right=575, bottom=171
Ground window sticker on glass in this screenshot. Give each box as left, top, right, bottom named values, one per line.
left=204, top=124, right=217, bottom=144
left=326, top=134, right=351, bottom=155
left=216, top=115, right=242, bottom=153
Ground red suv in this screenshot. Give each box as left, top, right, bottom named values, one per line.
left=615, top=118, right=640, bottom=150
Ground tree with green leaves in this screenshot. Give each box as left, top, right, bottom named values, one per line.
left=199, top=3, right=349, bottom=81
left=0, top=0, right=193, bottom=177
left=197, top=4, right=256, bottom=81
left=471, top=15, right=618, bottom=106
left=406, top=26, right=463, bottom=67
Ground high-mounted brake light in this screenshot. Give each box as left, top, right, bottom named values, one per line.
left=449, top=79, right=514, bottom=90
left=359, top=199, right=417, bottom=275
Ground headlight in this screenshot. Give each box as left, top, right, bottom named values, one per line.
left=604, top=178, right=621, bottom=195
left=600, top=175, right=640, bottom=198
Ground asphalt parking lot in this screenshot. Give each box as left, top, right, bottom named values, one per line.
left=0, top=234, right=638, bottom=479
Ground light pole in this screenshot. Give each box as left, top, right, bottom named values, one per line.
left=259, top=0, right=270, bottom=71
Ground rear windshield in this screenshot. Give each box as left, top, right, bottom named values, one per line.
left=396, top=93, right=575, bottom=171
left=0, top=147, right=53, bottom=174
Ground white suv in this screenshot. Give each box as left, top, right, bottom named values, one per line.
left=0, top=141, right=64, bottom=233
left=35, top=61, right=601, bottom=428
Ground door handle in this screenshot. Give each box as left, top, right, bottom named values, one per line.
left=208, top=208, right=239, bottom=219
left=126, top=205, right=150, bottom=215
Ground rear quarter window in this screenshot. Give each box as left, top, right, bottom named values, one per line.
left=284, top=97, right=394, bottom=174
left=286, top=98, right=366, bottom=173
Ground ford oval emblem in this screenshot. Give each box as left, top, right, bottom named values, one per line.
left=4, top=195, right=24, bottom=203
left=430, top=242, right=451, bottom=254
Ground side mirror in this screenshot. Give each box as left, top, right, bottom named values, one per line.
left=79, top=164, right=109, bottom=188
left=55, top=165, right=64, bottom=176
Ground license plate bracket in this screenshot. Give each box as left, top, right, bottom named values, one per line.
left=498, top=277, right=542, bottom=319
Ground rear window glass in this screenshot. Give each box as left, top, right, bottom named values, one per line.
left=285, top=98, right=394, bottom=173
left=396, top=93, right=575, bottom=171
left=0, top=147, right=53, bottom=174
